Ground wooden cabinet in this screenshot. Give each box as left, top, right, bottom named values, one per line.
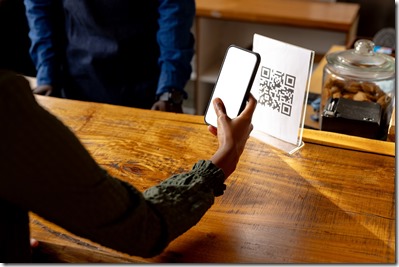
left=190, top=0, right=360, bottom=115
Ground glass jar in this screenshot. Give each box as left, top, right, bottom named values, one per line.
left=320, top=39, right=395, bottom=140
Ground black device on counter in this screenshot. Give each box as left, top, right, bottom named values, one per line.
left=321, top=97, right=382, bottom=139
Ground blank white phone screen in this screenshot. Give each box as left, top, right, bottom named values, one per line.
left=205, top=46, right=259, bottom=127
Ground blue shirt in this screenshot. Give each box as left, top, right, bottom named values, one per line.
left=24, top=0, right=195, bottom=108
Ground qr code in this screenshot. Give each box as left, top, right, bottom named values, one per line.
left=258, top=66, right=296, bottom=117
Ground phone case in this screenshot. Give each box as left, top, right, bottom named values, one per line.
left=204, top=45, right=260, bottom=127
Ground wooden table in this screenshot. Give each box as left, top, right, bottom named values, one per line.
left=29, top=95, right=395, bottom=263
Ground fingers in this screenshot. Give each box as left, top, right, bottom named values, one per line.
left=213, top=97, right=230, bottom=132
left=208, top=125, right=217, bottom=136
left=151, top=101, right=164, bottom=111
left=239, top=94, right=257, bottom=118
left=212, top=97, right=226, bottom=117
left=212, top=95, right=256, bottom=123
left=32, top=87, right=43, bottom=94
left=33, top=85, right=52, bottom=96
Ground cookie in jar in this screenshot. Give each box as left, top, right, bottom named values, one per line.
left=321, top=39, right=395, bottom=140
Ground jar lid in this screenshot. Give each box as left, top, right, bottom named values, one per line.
left=326, top=39, right=395, bottom=80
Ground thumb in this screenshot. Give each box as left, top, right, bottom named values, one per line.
left=213, top=97, right=227, bottom=117
left=239, top=93, right=257, bottom=119
left=213, top=97, right=230, bottom=130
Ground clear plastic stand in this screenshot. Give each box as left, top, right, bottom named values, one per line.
left=250, top=84, right=309, bottom=155
left=251, top=130, right=305, bottom=155
left=251, top=35, right=314, bottom=155
left=250, top=61, right=312, bottom=155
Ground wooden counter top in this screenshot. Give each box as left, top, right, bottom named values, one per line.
left=30, top=95, right=395, bottom=263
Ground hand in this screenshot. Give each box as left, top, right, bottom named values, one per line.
left=30, top=238, right=39, bottom=248
left=151, top=100, right=183, bottom=113
left=32, top=84, right=53, bottom=96
left=209, top=94, right=257, bottom=178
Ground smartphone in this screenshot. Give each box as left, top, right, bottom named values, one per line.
left=204, top=45, right=260, bottom=127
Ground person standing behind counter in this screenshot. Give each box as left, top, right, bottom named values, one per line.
left=23, top=0, right=195, bottom=113
left=0, top=70, right=257, bottom=262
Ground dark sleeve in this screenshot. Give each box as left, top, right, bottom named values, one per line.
left=143, top=159, right=226, bottom=249
left=156, top=0, right=195, bottom=96
left=23, top=0, right=64, bottom=88
left=0, top=71, right=225, bottom=258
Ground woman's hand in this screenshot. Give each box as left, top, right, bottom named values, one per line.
left=209, top=94, right=257, bottom=178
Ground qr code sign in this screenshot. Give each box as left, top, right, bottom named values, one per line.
left=258, top=66, right=296, bottom=117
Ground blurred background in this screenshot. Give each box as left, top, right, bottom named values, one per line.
left=0, top=0, right=396, bottom=115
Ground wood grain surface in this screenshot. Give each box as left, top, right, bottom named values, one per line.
left=30, top=95, right=395, bottom=263
left=196, top=0, right=360, bottom=32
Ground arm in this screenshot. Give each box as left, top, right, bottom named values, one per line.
left=0, top=71, right=255, bottom=258
left=152, top=0, right=195, bottom=112
left=23, top=0, right=64, bottom=95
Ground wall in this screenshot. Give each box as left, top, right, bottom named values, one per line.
left=338, top=0, right=396, bottom=39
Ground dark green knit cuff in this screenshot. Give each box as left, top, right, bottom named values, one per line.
left=193, top=160, right=226, bottom=197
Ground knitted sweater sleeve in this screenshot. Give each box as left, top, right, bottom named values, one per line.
left=0, top=71, right=226, bottom=258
